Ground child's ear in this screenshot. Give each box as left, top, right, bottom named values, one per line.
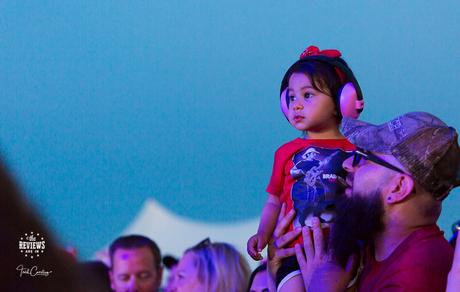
left=339, top=82, right=363, bottom=119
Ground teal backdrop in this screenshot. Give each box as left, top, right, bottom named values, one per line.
left=2, top=1, right=459, bottom=258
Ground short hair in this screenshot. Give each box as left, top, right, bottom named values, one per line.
left=109, top=235, right=161, bottom=270
left=247, top=263, right=267, bottom=292
left=185, top=241, right=250, bottom=292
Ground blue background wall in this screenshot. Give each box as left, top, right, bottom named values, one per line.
left=2, top=1, right=459, bottom=258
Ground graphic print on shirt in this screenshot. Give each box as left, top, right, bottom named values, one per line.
left=290, top=146, right=350, bottom=229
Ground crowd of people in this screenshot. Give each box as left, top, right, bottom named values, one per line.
left=3, top=111, right=460, bottom=292
left=2, top=44, right=460, bottom=291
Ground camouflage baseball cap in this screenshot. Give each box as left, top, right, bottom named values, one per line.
left=341, top=112, right=460, bottom=200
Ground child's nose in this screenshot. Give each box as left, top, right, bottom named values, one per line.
left=292, top=101, right=304, bottom=111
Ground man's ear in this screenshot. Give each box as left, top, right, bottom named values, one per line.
left=386, top=174, right=415, bottom=204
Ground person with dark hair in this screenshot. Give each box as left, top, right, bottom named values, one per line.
left=449, top=220, right=460, bottom=248
left=162, top=255, right=179, bottom=292
left=109, top=235, right=163, bottom=292
left=0, top=156, right=84, bottom=292
left=272, top=112, right=460, bottom=292
left=78, top=260, right=112, bottom=292
left=248, top=44, right=363, bottom=291
left=247, top=263, right=271, bottom=292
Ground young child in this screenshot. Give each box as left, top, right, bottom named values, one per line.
left=247, top=45, right=364, bottom=290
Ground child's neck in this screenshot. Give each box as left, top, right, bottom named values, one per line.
left=303, top=128, right=344, bottom=139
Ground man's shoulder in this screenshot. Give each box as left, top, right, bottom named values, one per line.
left=396, top=225, right=453, bottom=263
left=360, top=227, right=453, bottom=292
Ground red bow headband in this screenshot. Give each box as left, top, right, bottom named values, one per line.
left=299, top=45, right=342, bottom=59
left=299, top=45, right=345, bottom=83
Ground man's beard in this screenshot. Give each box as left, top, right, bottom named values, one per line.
left=329, top=190, right=385, bottom=267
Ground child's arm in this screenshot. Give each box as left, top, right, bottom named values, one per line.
left=247, top=194, right=281, bottom=260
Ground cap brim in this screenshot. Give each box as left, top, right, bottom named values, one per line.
left=341, top=118, right=393, bottom=154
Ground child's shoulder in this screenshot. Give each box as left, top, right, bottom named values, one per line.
left=276, top=138, right=305, bottom=152
left=274, top=138, right=312, bottom=159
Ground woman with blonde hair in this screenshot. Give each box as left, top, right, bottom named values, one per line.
left=168, top=238, right=250, bottom=292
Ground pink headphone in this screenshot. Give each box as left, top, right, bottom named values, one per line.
left=280, top=46, right=364, bottom=120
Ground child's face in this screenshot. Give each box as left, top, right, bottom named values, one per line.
left=287, top=72, right=338, bottom=134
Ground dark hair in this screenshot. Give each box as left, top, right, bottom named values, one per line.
left=0, top=156, right=82, bottom=291
left=162, top=254, right=179, bottom=269
left=109, top=235, right=162, bottom=270
left=78, top=261, right=111, bottom=292
left=280, top=55, right=362, bottom=121
left=247, top=263, right=267, bottom=292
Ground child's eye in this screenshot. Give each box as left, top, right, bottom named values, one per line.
left=304, top=93, right=313, bottom=99
left=289, top=95, right=296, bottom=102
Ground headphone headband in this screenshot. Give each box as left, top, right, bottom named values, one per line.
left=280, top=56, right=363, bottom=102
left=280, top=47, right=364, bottom=120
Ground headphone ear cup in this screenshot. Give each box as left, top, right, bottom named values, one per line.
left=280, top=88, right=289, bottom=119
left=339, top=82, right=364, bottom=119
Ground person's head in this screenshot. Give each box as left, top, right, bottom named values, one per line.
left=330, top=112, right=460, bottom=265
left=0, top=156, right=82, bottom=291
left=449, top=220, right=460, bottom=248
left=109, top=235, right=163, bottom=292
left=247, top=263, right=269, bottom=292
left=342, top=111, right=460, bottom=207
left=280, top=45, right=363, bottom=137
left=162, top=255, right=179, bottom=292
left=78, top=261, right=112, bottom=292
left=169, top=239, right=250, bottom=292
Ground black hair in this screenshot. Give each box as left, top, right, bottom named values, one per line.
left=0, top=156, right=83, bottom=291
left=109, top=235, right=162, bottom=270
left=246, top=263, right=267, bottom=292
left=280, top=56, right=363, bottom=121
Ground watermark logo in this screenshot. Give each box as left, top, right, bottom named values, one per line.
left=18, top=232, right=45, bottom=259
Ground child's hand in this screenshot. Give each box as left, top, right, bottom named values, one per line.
left=247, top=233, right=267, bottom=261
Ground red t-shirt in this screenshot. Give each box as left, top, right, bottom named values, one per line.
left=358, top=225, right=453, bottom=292
left=266, top=138, right=355, bottom=245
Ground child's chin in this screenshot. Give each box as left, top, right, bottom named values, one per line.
left=291, top=124, right=308, bottom=131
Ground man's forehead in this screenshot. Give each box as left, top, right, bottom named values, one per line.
left=112, top=247, right=156, bottom=266
left=116, top=246, right=152, bottom=257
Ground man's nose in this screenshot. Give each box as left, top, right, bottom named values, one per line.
left=342, top=155, right=355, bottom=172
left=127, top=277, right=140, bottom=291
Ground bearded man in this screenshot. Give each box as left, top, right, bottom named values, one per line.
left=271, top=112, right=460, bottom=292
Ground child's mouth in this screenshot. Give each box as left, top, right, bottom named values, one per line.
left=293, top=115, right=304, bottom=122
